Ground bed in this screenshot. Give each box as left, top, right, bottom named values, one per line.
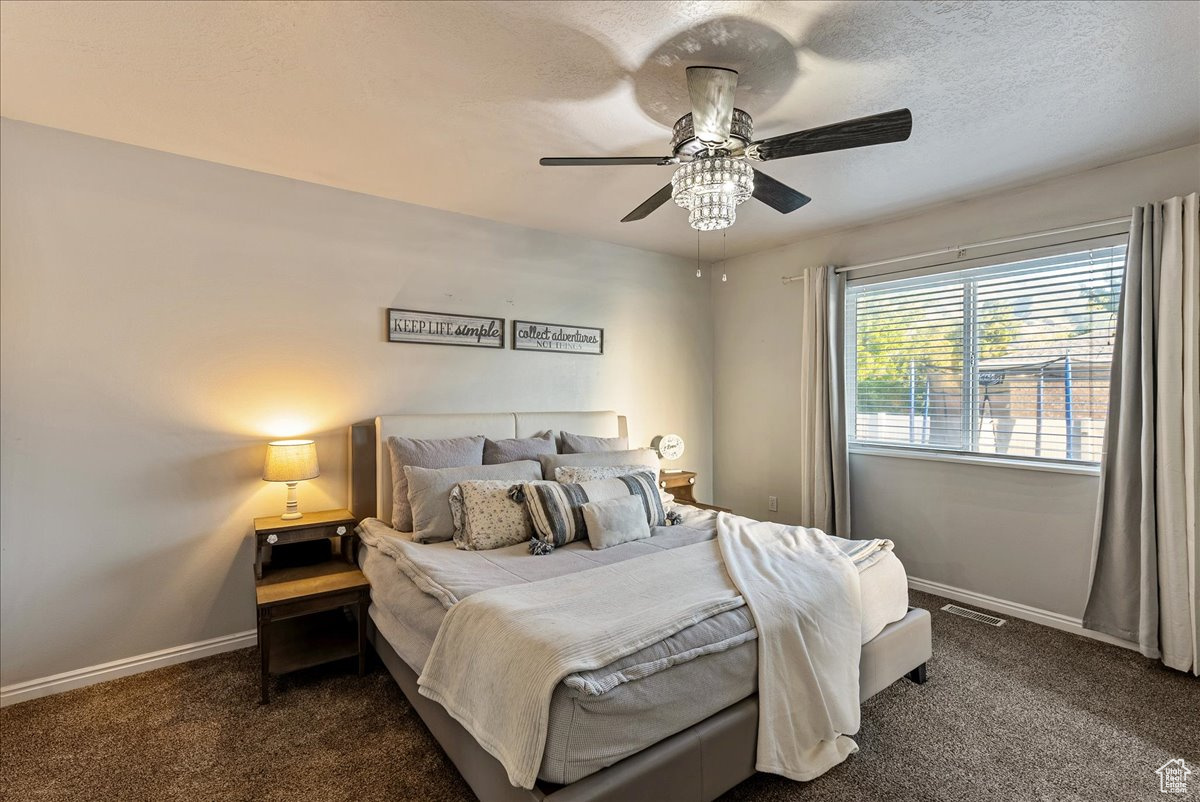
left=348, top=411, right=932, bottom=802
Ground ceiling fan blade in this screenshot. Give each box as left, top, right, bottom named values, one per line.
left=686, top=66, right=738, bottom=147
left=621, top=184, right=674, bottom=222
left=540, top=156, right=676, bottom=166
left=752, top=170, right=812, bottom=214
left=748, top=109, right=913, bottom=162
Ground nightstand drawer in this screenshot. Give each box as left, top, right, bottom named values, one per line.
left=660, top=470, right=697, bottom=503
left=660, top=474, right=695, bottom=490
left=256, top=522, right=351, bottom=547
left=260, top=588, right=366, bottom=622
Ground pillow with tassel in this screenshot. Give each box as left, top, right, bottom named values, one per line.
left=511, top=470, right=667, bottom=555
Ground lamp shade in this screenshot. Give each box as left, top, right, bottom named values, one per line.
left=262, top=440, right=319, bottom=482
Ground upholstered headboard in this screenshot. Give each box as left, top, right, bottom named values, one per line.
left=349, top=411, right=629, bottom=522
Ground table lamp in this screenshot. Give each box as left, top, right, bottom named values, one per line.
left=263, top=439, right=319, bottom=520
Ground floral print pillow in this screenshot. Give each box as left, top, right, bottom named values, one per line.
left=449, top=480, right=533, bottom=551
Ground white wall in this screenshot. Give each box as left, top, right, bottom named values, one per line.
left=713, top=144, right=1200, bottom=618
left=0, top=119, right=714, bottom=686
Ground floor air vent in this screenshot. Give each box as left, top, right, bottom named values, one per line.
left=941, top=604, right=1006, bottom=627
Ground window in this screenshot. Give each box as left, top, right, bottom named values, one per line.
left=846, top=240, right=1126, bottom=465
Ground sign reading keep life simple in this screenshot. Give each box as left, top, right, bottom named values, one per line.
left=387, top=308, right=505, bottom=349
left=512, top=320, right=604, bottom=355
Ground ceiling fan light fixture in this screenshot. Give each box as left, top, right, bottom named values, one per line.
left=671, top=156, right=753, bottom=231
left=689, top=192, right=738, bottom=231
left=541, top=64, right=912, bottom=232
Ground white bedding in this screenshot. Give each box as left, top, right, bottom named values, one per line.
left=858, top=545, right=909, bottom=643
left=410, top=515, right=896, bottom=789
left=418, top=539, right=743, bottom=788
left=360, top=508, right=909, bottom=652
left=358, top=509, right=911, bottom=786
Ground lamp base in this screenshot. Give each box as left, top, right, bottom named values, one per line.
left=281, top=481, right=302, bottom=520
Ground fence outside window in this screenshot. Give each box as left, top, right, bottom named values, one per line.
left=846, top=239, right=1127, bottom=465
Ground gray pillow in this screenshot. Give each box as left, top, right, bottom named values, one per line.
left=483, top=432, right=556, bottom=464
left=520, top=470, right=666, bottom=553
left=387, top=435, right=485, bottom=531
left=559, top=431, right=630, bottom=454
left=406, top=460, right=541, bottom=543
left=581, top=495, right=652, bottom=550
left=538, top=448, right=660, bottom=480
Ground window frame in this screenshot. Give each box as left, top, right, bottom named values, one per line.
left=844, top=232, right=1129, bottom=474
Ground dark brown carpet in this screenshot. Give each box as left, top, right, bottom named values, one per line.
left=3, top=591, right=1196, bottom=802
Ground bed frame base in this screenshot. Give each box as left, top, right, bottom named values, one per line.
left=369, top=607, right=932, bottom=802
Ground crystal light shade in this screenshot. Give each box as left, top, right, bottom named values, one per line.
left=671, top=156, right=754, bottom=231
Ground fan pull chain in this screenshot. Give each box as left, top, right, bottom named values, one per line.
left=722, top=230, right=728, bottom=282
left=695, top=229, right=702, bottom=278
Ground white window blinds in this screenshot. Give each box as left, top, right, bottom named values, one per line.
left=846, top=240, right=1127, bottom=464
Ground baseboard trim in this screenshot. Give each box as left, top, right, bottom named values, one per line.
left=0, top=579, right=1142, bottom=707
left=0, top=629, right=256, bottom=708
left=908, top=576, right=1139, bottom=653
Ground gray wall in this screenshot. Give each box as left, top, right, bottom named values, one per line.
left=4, top=115, right=1196, bottom=686
left=0, top=119, right=715, bottom=686
left=712, top=144, right=1200, bottom=618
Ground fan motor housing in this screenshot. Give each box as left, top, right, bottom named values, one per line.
left=671, top=109, right=754, bottom=157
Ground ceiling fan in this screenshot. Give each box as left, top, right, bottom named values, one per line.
left=540, top=66, right=913, bottom=232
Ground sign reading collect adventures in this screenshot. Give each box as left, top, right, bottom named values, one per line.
left=387, top=308, right=504, bottom=349
left=512, top=320, right=604, bottom=355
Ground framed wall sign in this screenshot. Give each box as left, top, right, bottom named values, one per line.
left=512, top=320, right=604, bottom=355
left=387, top=308, right=505, bottom=349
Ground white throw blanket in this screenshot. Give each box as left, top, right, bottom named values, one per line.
left=718, top=513, right=864, bottom=780
left=417, top=540, right=742, bottom=789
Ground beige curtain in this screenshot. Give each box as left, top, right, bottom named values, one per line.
left=796, top=265, right=851, bottom=536
left=1083, top=193, right=1199, bottom=674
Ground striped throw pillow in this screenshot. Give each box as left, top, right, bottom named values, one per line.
left=517, top=471, right=666, bottom=554
left=555, top=464, right=677, bottom=507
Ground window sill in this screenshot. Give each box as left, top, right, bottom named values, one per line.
left=848, top=445, right=1101, bottom=476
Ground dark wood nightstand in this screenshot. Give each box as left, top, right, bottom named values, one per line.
left=254, top=508, right=357, bottom=579
left=659, top=470, right=732, bottom=513
left=253, top=509, right=368, bottom=704
left=659, top=470, right=698, bottom=503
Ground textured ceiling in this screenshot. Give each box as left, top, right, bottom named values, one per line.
left=2, top=0, right=1198, bottom=260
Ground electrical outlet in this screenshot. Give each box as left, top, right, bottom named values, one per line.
left=768, top=495, right=778, bottom=512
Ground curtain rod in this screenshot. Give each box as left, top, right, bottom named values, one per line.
left=780, top=215, right=1131, bottom=285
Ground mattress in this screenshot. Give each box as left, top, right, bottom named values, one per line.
left=358, top=508, right=909, bottom=785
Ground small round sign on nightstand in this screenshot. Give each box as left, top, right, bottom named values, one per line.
left=651, top=434, right=685, bottom=461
